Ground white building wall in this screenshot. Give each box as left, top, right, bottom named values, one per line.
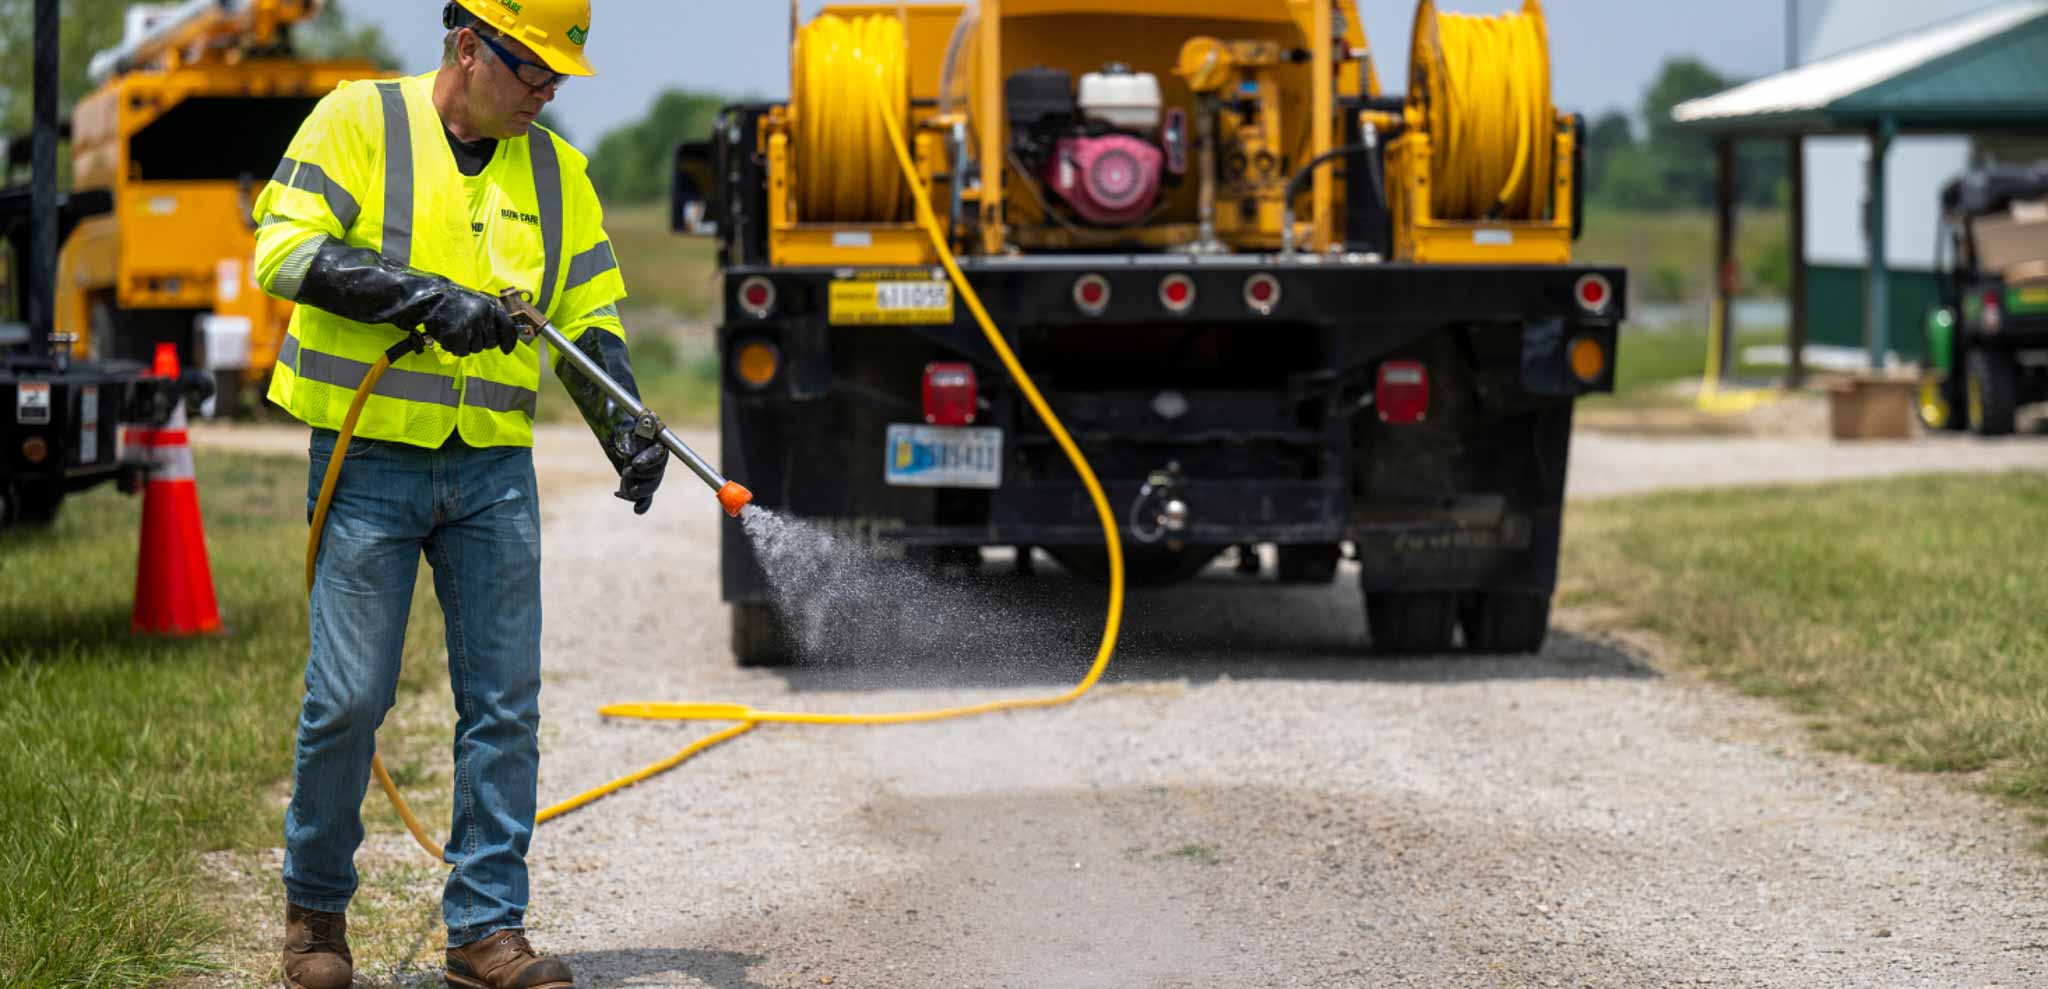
left=1796, top=0, right=2009, bottom=272
left=1805, top=136, right=1972, bottom=268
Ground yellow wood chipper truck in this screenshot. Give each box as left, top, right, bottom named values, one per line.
left=4, top=0, right=209, bottom=528
left=674, top=0, right=1624, bottom=664
left=53, top=0, right=393, bottom=414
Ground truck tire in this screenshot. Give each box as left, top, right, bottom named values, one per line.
left=1916, top=369, right=1968, bottom=432
left=209, top=371, right=249, bottom=419
left=1459, top=591, right=1551, bottom=654
left=1365, top=591, right=1458, bottom=655
left=731, top=602, right=796, bottom=667
left=9, top=483, right=64, bottom=528
left=1967, top=346, right=2018, bottom=437
left=1275, top=544, right=1341, bottom=584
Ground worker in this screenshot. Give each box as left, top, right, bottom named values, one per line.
left=252, top=2, right=661, bottom=986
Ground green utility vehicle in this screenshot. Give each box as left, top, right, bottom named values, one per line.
left=1919, top=162, right=2048, bottom=436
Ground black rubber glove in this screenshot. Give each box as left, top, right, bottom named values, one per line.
left=554, top=330, right=668, bottom=514
left=296, top=240, right=520, bottom=356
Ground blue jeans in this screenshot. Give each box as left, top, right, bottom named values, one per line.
left=284, top=428, right=543, bottom=947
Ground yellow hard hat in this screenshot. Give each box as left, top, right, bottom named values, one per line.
left=446, top=0, right=596, bottom=77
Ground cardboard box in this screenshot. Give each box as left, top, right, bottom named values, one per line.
left=1973, top=197, right=2048, bottom=276
left=1825, top=374, right=1916, bottom=440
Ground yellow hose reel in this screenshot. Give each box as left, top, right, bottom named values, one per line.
left=1406, top=0, right=1555, bottom=223
left=793, top=13, right=912, bottom=224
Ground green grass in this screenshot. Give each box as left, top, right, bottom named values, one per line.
left=1576, top=207, right=1790, bottom=303
left=607, top=203, right=720, bottom=320
left=1161, top=843, right=1222, bottom=866
left=1563, top=473, right=2048, bottom=824
left=0, top=452, right=444, bottom=987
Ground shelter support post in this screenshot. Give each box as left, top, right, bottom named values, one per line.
left=1864, top=118, right=1895, bottom=369
left=1787, top=135, right=1806, bottom=388
left=1715, top=138, right=1737, bottom=382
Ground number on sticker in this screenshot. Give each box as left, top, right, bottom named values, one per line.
left=875, top=282, right=950, bottom=310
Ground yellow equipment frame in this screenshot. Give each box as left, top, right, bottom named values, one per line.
left=56, top=0, right=392, bottom=392
left=767, top=0, right=1381, bottom=266
left=1384, top=116, right=1577, bottom=264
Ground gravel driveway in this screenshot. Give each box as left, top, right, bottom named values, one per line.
left=191, top=421, right=2048, bottom=987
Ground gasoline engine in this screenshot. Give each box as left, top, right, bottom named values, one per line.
left=1005, top=64, right=1186, bottom=227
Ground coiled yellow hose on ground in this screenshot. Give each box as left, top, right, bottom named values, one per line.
left=1413, top=0, right=1553, bottom=220
left=794, top=13, right=910, bottom=223
left=311, top=14, right=1125, bottom=860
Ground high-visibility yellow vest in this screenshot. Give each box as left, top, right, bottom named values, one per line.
left=253, top=71, right=627, bottom=449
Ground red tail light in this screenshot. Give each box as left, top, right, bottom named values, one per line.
left=1243, top=273, right=1280, bottom=315
left=1574, top=273, right=1612, bottom=314
left=1159, top=273, right=1195, bottom=314
left=737, top=276, right=776, bottom=319
left=923, top=362, right=978, bottom=425
left=1073, top=274, right=1110, bottom=315
left=1983, top=289, right=2003, bottom=332
left=1376, top=361, right=1429, bottom=424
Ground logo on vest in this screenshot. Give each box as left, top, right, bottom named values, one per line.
left=567, top=24, right=587, bottom=46
left=499, top=207, right=540, bottom=226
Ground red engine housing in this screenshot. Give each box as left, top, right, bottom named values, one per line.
left=1045, top=134, right=1164, bottom=225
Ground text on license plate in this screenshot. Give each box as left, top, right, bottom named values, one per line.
left=884, top=424, right=1002, bottom=489
left=829, top=279, right=954, bottom=325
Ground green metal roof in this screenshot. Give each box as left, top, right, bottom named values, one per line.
left=1674, top=1, right=2048, bottom=134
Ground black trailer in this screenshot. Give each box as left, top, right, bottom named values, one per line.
left=1, top=0, right=187, bottom=529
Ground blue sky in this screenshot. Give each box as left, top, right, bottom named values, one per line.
left=343, top=0, right=1790, bottom=150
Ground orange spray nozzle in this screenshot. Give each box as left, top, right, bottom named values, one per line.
left=716, top=481, right=753, bottom=518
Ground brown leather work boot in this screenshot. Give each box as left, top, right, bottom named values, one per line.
left=281, top=902, right=353, bottom=989
left=444, top=929, right=575, bottom=989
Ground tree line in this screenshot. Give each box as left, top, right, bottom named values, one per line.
left=1583, top=56, right=1787, bottom=211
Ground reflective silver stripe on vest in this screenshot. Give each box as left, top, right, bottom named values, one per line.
left=529, top=128, right=564, bottom=315
left=273, top=156, right=361, bottom=230
left=376, top=81, right=414, bottom=266
left=466, top=379, right=538, bottom=417
left=282, top=335, right=533, bottom=417
left=286, top=336, right=459, bottom=407
left=564, top=240, right=617, bottom=292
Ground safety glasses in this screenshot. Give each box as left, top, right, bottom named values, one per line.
left=471, top=28, right=568, bottom=92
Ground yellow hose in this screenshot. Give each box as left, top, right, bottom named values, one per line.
left=794, top=13, right=910, bottom=223
left=1414, top=0, right=1553, bottom=221
left=309, top=20, right=1125, bottom=859
left=1695, top=296, right=1780, bottom=415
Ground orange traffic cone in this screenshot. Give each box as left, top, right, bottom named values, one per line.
left=132, top=344, right=222, bottom=636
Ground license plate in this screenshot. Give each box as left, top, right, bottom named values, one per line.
left=830, top=278, right=954, bottom=325
left=884, top=424, right=1002, bottom=489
